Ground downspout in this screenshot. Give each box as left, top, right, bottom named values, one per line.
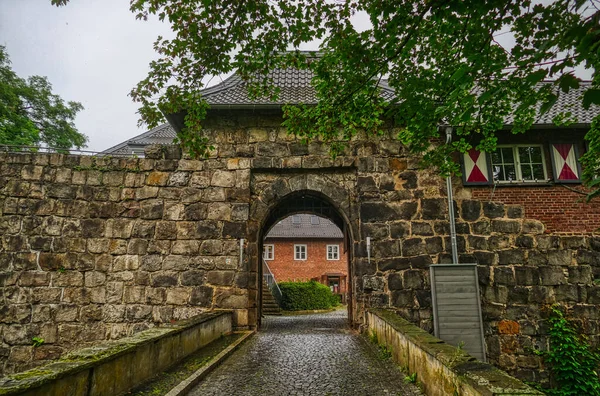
left=445, top=127, right=459, bottom=264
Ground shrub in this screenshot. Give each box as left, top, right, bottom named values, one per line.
left=278, top=280, right=339, bottom=311
left=535, top=305, right=600, bottom=396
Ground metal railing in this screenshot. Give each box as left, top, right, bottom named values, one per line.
left=262, top=259, right=283, bottom=305
left=0, top=144, right=139, bottom=157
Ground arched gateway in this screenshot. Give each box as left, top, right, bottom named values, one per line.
left=252, top=184, right=356, bottom=325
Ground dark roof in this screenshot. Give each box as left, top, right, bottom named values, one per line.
left=201, top=68, right=395, bottom=107
left=265, top=214, right=343, bottom=239
left=101, top=123, right=177, bottom=156
left=528, top=81, right=597, bottom=126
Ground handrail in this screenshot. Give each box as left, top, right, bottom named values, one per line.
left=262, top=259, right=283, bottom=305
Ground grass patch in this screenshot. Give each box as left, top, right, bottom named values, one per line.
left=125, top=333, right=243, bottom=396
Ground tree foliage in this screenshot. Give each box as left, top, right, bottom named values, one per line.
left=0, top=45, right=87, bottom=150
left=55, top=1, right=600, bottom=185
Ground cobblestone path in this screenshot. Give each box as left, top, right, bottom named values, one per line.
left=187, top=310, right=422, bottom=396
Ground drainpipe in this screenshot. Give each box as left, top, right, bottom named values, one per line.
left=445, top=127, right=459, bottom=264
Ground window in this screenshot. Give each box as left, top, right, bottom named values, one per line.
left=311, top=215, right=320, bottom=225
left=294, top=244, right=307, bottom=260
left=292, top=215, right=301, bottom=225
left=491, top=145, right=547, bottom=182
left=327, top=244, right=339, bottom=260
left=263, top=244, right=274, bottom=260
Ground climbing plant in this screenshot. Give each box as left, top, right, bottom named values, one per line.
left=536, top=305, right=600, bottom=396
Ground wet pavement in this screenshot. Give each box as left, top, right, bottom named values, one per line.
left=187, top=310, right=422, bottom=396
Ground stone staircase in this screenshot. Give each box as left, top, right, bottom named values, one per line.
left=262, top=280, right=282, bottom=316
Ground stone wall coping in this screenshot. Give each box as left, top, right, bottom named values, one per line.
left=0, top=311, right=231, bottom=395
left=368, top=309, right=543, bottom=395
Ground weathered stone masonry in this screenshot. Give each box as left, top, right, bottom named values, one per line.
left=1, top=110, right=600, bottom=384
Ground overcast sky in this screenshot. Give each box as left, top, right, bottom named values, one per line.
left=0, top=0, right=173, bottom=152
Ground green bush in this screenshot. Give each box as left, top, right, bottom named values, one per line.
left=278, top=280, right=339, bottom=311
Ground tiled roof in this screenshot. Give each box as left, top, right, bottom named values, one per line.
left=265, top=214, right=343, bottom=239
left=202, top=68, right=395, bottom=106
left=101, top=123, right=177, bottom=155
left=527, top=81, right=597, bottom=126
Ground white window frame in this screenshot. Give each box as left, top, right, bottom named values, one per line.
left=294, top=244, right=307, bottom=261
left=263, top=244, right=274, bottom=260
left=491, top=145, right=548, bottom=183
left=327, top=244, right=340, bottom=260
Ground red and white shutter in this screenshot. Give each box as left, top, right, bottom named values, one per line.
left=463, top=149, right=490, bottom=185
left=551, top=143, right=580, bottom=182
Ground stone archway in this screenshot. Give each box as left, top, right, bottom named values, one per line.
left=248, top=172, right=359, bottom=328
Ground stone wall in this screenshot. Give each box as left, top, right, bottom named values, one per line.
left=0, top=151, right=251, bottom=376
left=1, top=109, right=600, bottom=382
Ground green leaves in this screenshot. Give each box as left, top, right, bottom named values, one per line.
left=536, top=306, right=600, bottom=395
left=53, top=0, right=599, bottom=180
left=0, top=46, right=87, bottom=150
left=583, top=89, right=600, bottom=110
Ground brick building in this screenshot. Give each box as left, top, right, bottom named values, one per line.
left=263, top=214, right=348, bottom=299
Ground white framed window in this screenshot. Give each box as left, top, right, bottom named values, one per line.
left=311, top=215, right=320, bottom=225
left=292, top=215, right=301, bottom=224
left=294, top=244, right=307, bottom=260
left=327, top=244, right=339, bottom=260
left=491, top=145, right=547, bottom=183
left=263, top=244, right=274, bottom=260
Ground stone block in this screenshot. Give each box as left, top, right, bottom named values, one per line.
left=211, top=170, right=236, bottom=187
left=562, top=236, right=587, bottom=249
left=483, top=202, right=505, bottom=218
left=18, top=271, right=49, bottom=287
left=215, top=289, right=248, bottom=309
left=391, top=290, right=413, bottom=307
left=461, top=200, right=483, bottom=222
left=539, top=266, right=566, bottom=285
left=506, top=205, right=524, bottom=218
left=554, top=284, right=579, bottom=302
left=411, top=222, right=434, bottom=236
left=421, top=198, right=446, bottom=220
left=166, top=288, right=191, bottom=305
left=498, top=249, right=525, bottom=265
left=547, top=250, right=572, bottom=266
left=54, top=305, right=79, bottom=322
left=378, top=257, right=413, bottom=272
left=515, top=267, right=540, bottom=286
left=507, top=287, right=530, bottom=304
left=151, top=273, right=178, bottom=287
left=181, top=270, right=206, bottom=286
left=140, top=255, right=163, bottom=272
left=105, top=219, right=134, bottom=239
left=403, top=270, right=424, bottom=289
left=516, top=235, right=534, bottom=248
left=207, top=271, right=235, bottom=286
left=80, top=219, right=105, bottom=238
left=190, top=286, right=214, bottom=307
left=494, top=267, right=515, bottom=285
left=389, top=222, right=410, bottom=238
left=125, top=305, right=153, bottom=321
left=387, top=273, right=403, bottom=290
left=52, top=271, right=83, bottom=287
left=568, top=265, right=593, bottom=284
left=491, top=219, right=521, bottom=234
left=424, top=237, right=443, bottom=254
left=468, top=235, right=488, bottom=251
left=472, top=219, right=491, bottom=235
left=363, top=275, right=384, bottom=292
left=401, top=238, right=426, bottom=256
left=370, top=240, right=399, bottom=259
left=156, top=221, right=178, bottom=240
left=522, top=219, right=544, bottom=234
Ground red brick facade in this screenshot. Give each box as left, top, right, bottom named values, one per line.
left=264, top=238, right=349, bottom=294
left=470, top=185, right=600, bottom=233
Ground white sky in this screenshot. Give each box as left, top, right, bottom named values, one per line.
left=0, top=1, right=592, bottom=152
left=0, top=0, right=173, bottom=152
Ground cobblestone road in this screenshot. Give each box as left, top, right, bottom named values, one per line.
left=187, top=310, right=422, bottom=396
